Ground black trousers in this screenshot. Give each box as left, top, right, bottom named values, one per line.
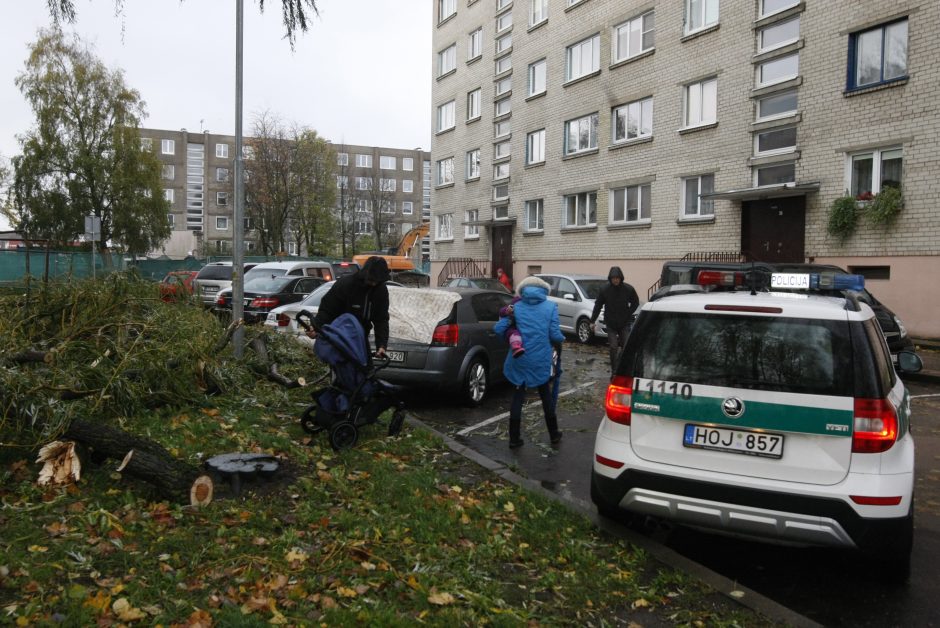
left=508, top=382, right=558, bottom=443
left=606, top=323, right=631, bottom=373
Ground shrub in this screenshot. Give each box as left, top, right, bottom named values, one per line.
left=866, top=186, right=903, bottom=227
left=827, top=194, right=860, bottom=243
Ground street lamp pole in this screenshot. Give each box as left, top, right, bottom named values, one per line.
left=232, top=0, right=246, bottom=357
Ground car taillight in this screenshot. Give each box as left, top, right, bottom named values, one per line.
left=431, top=323, right=459, bottom=346
left=605, top=375, right=633, bottom=425
left=852, top=398, right=898, bottom=453
left=216, top=296, right=226, bottom=306
left=251, top=297, right=280, bottom=308
left=277, top=313, right=291, bottom=327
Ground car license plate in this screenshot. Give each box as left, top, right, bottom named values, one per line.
left=386, top=350, right=405, bottom=363
left=203, top=285, right=218, bottom=292
left=683, top=424, right=784, bottom=459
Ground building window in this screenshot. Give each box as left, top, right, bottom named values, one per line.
left=439, top=43, right=457, bottom=77
left=563, top=191, right=597, bottom=227
left=217, top=192, right=228, bottom=207
left=496, top=11, right=512, bottom=33
left=849, top=19, right=908, bottom=90
left=754, top=126, right=796, bottom=155
left=336, top=175, right=348, bottom=189
left=848, top=147, right=902, bottom=197
left=528, top=59, right=546, bottom=96
left=495, top=97, right=511, bottom=117
left=214, top=240, right=231, bottom=254
left=611, top=184, right=652, bottom=224
left=216, top=143, right=229, bottom=158
left=381, top=200, right=396, bottom=213
left=755, top=162, right=796, bottom=187
left=438, top=100, right=456, bottom=132
left=760, top=0, right=798, bottom=18
left=564, top=113, right=598, bottom=155
left=380, top=178, right=397, bottom=192
left=403, top=180, right=414, bottom=193
left=403, top=157, right=414, bottom=171
left=164, top=188, right=174, bottom=203
left=495, top=76, right=512, bottom=97
left=759, top=16, right=799, bottom=53
left=356, top=199, right=372, bottom=212
left=468, top=27, right=483, bottom=60
left=356, top=219, right=372, bottom=235
left=494, top=140, right=511, bottom=160
left=437, top=157, right=455, bottom=185
left=684, top=77, right=717, bottom=127
left=526, top=129, right=545, bottom=164
left=494, top=205, right=510, bottom=220
left=437, top=213, right=453, bottom=240
left=161, top=139, right=175, bottom=155
left=380, top=156, right=397, bottom=170
left=493, top=183, right=510, bottom=201
left=497, top=0, right=512, bottom=10
left=612, top=97, right=653, bottom=143
left=614, top=11, right=655, bottom=62
left=162, top=164, right=175, bottom=180
left=566, top=34, right=600, bottom=82
left=439, top=0, right=456, bottom=23
left=758, top=52, right=799, bottom=87
left=530, top=0, right=548, bottom=26
left=140, top=137, right=152, bottom=151
left=495, top=120, right=511, bottom=138
left=466, top=149, right=481, bottom=179
left=402, top=201, right=414, bottom=215
left=216, top=216, right=229, bottom=230
left=337, top=152, right=349, bottom=166
left=685, top=0, right=719, bottom=34
left=494, top=163, right=510, bottom=180
left=756, top=89, right=798, bottom=121
left=525, top=199, right=544, bottom=231
left=356, top=154, right=372, bottom=168
left=496, top=33, right=512, bottom=55
left=167, top=213, right=174, bottom=227
left=356, top=177, right=372, bottom=190
left=681, top=174, right=714, bottom=218
left=496, top=55, right=512, bottom=74
left=216, top=167, right=229, bottom=182
left=467, top=88, right=482, bottom=120
left=465, top=209, right=479, bottom=237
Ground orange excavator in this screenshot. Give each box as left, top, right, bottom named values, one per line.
left=352, top=222, right=429, bottom=271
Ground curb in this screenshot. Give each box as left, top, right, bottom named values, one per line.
left=409, top=416, right=822, bottom=628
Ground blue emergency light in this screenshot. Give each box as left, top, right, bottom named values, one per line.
left=770, top=272, right=865, bottom=292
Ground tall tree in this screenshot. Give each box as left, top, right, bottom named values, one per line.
left=46, top=0, right=320, bottom=48
left=293, top=131, right=337, bottom=256
left=364, top=166, right=397, bottom=252
left=11, top=29, right=169, bottom=258
left=332, top=148, right=362, bottom=258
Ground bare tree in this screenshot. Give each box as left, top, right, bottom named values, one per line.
left=332, top=147, right=363, bottom=258
left=364, top=167, right=397, bottom=251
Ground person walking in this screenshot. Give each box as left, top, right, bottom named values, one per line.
left=307, top=256, right=391, bottom=358
left=590, top=266, right=640, bottom=374
left=496, top=267, right=513, bottom=292
left=495, top=276, right=565, bottom=449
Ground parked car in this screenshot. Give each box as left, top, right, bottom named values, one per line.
left=216, top=275, right=326, bottom=323
left=443, top=276, right=511, bottom=293
left=244, top=260, right=333, bottom=284
left=192, top=262, right=259, bottom=306
left=380, top=287, right=514, bottom=406
left=263, top=281, right=336, bottom=346
left=592, top=267, right=923, bottom=580
left=535, top=273, right=609, bottom=343
left=330, top=261, right=360, bottom=279
left=159, top=270, right=198, bottom=302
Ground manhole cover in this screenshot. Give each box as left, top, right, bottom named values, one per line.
left=205, top=453, right=280, bottom=495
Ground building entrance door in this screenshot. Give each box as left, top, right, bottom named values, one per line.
left=491, top=225, right=513, bottom=281
left=741, top=197, right=806, bottom=263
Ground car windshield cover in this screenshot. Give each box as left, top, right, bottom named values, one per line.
left=576, top=279, right=607, bottom=300
left=196, top=265, right=233, bottom=280
left=628, top=312, right=853, bottom=396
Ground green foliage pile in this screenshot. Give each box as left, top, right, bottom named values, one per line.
left=827, top=194, right=860, bottom=243
left=0, top=273, right=316, bottom=449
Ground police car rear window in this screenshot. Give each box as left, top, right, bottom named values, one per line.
left=626, top=312, right=853, bottom=396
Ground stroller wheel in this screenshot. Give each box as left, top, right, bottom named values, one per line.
left=300, top=406, right=324, bottom=435
left=388, top=409, right=406, bottom=437
left=329, top=421, right=359, bottom=451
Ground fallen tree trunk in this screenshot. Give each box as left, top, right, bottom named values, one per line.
left=118, top=449, right=213, bottom=506
left=11, top=350, right=54, bottom=365
left=62, top=418, right=175, bottom=460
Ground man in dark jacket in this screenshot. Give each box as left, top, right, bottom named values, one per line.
left=308, top=256, right=391, bottom=357
left=590, top=266, right=639, bottom=373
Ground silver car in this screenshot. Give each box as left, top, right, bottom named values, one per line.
left=535, top=273, right=608, bottom=343
left=193, top=262, right=258, bottom=307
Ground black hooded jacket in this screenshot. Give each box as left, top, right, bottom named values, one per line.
left=314, top=256, right=391, bottom=349
left=590, top=266, right=639, bottom=330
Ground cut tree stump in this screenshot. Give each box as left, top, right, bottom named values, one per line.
left=118, top=449, right=213, bottom=506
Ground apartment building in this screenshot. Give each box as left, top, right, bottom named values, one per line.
left=139, top=127, right=429, bottom=260
left=430, top=0, right=940, bottom=336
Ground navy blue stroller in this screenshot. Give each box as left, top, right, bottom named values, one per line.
left=296, top=311, right=406, bottom=450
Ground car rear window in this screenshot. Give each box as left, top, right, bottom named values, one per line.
left=576, top=279, right=607, bottom=299
left=332, top=263, right=359, bottom=278
left=246, top=276, right=293, bottom=292
left=196, top=265, right=232, bottom=280
left=471, top=293, right=512, bottom=322
left=624, top=312, right=854, bottom=396
left=245, top=268, right=287, bottom=282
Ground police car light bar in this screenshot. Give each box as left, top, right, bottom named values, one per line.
left=696, top=270, right=745, bottom=287
left=770, top=272, right=865, bottom=292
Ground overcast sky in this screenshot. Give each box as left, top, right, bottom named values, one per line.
left=0, top=1, right=432, bottom=229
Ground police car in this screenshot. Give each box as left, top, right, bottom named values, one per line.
left=590, top=269, right=923, bottom=578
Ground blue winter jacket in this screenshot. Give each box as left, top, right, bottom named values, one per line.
left=494, top=282, right=564, bottom=387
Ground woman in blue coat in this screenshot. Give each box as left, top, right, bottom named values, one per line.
left=494, top=276, right=565, bottom=448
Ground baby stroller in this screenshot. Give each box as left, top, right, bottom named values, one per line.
left=296, top=311, right=406, bottom=451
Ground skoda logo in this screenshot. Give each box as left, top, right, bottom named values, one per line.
left=722, top=397, right=745, bottom=418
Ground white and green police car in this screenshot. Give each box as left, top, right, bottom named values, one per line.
left=591, top=269, right=923, bottom=578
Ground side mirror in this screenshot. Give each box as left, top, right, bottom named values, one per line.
left=897, top=351, right=923, bottom=374
left=562, top=293, right=576, bottom=301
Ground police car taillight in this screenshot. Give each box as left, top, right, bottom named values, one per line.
left=852, top=398, right=899, bottom=453
left=605, top=375, right=633, bottom=425
left=696, top=270, right=745, bottom=287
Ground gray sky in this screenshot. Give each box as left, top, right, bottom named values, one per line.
left=0, top=1, right=432, bottom=228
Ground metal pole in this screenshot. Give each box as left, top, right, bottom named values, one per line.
left=232, top=0, right=245, bottom=357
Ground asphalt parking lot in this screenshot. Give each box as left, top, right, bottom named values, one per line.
left=402, top=341, right=940, bottom=627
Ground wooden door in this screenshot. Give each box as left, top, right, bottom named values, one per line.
left=741, top=197, right=806, bottom=263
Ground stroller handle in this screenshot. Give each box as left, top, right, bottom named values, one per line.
left=296, top=309, right=316, bottom=332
